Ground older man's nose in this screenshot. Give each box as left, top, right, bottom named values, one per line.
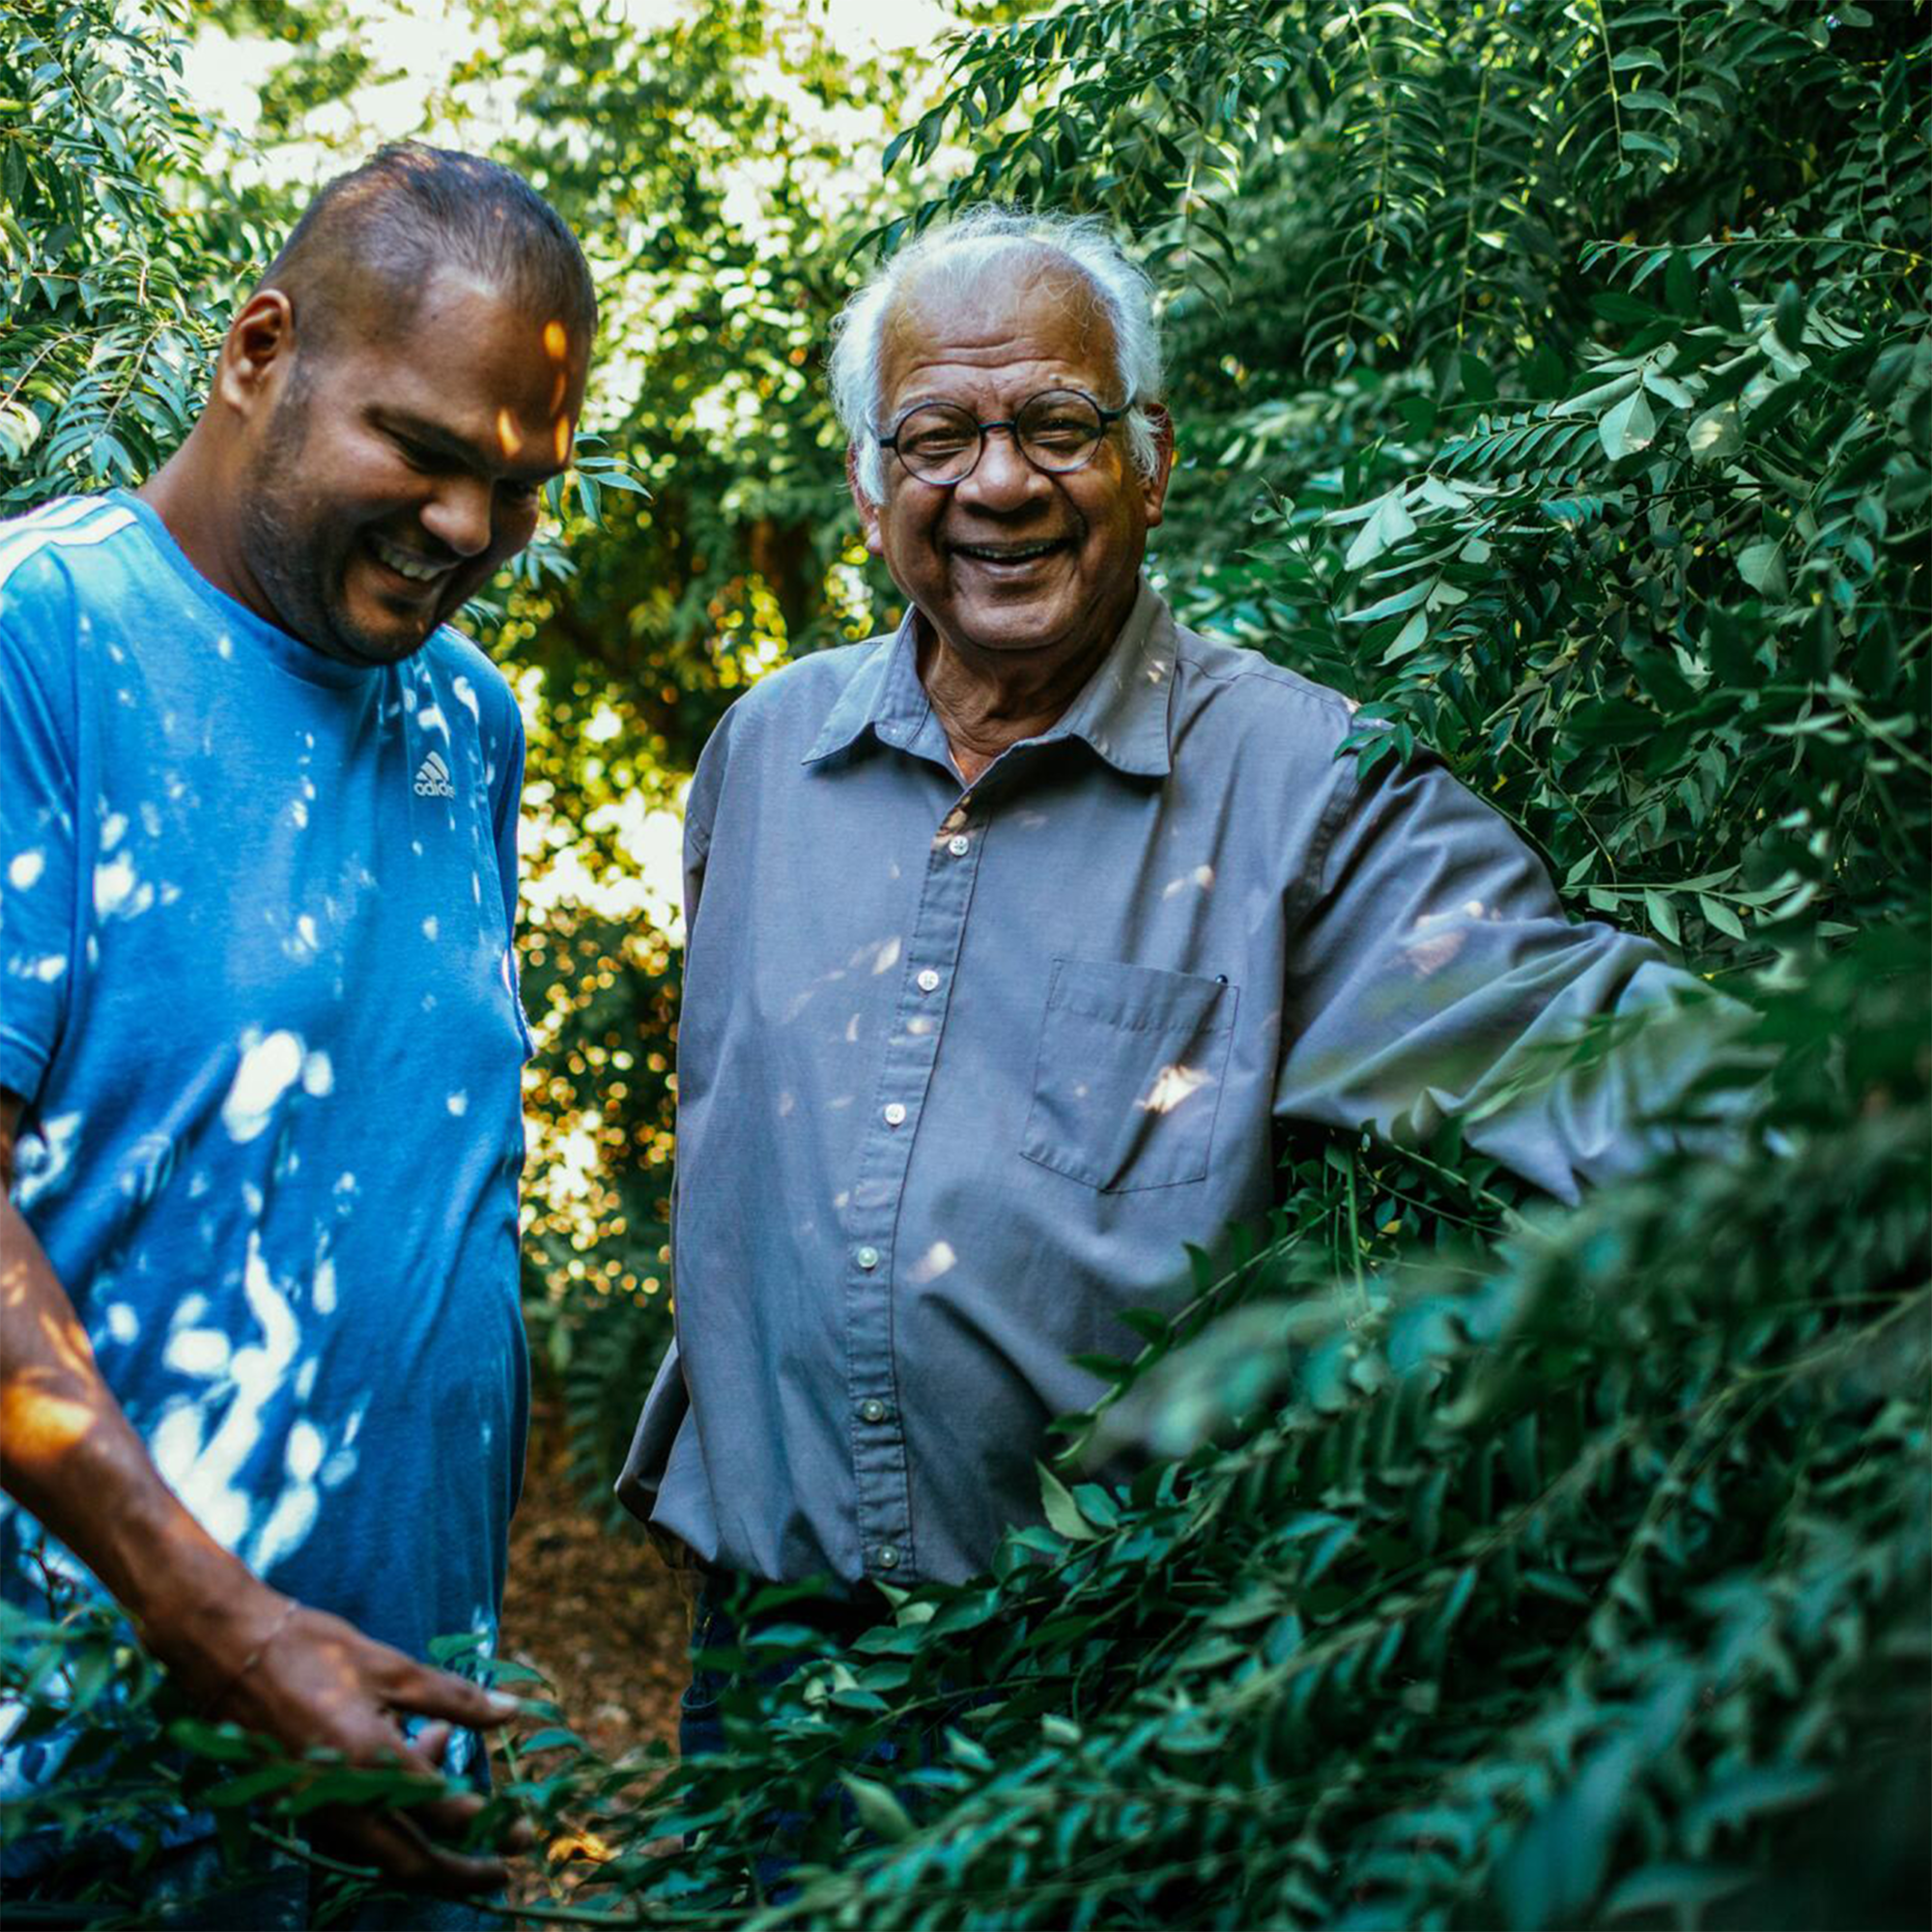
left=957, top=425, right=1047, bottom=508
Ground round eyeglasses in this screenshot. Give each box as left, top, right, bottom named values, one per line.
left=878, top=387, right=1130, bottom=487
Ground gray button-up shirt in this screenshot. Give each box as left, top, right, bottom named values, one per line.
left=617, top=583, right=1717, bottom=1586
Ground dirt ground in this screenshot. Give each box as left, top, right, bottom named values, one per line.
left=492, top=1400, right=691, bottom=1894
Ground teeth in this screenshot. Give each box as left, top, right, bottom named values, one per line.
left=957, top=542, right=1060, bottom=562
left=370, top=536, right=446, bottom=583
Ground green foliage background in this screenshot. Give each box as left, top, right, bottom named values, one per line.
left=1, top=0, right=1927, bottom=1923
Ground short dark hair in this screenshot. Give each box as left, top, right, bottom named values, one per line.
left=259, top=142, right=596, bottom=357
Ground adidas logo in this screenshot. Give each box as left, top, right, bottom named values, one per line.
left=413, top=752, right=456, bottom=799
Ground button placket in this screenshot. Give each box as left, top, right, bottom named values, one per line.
left=842, top=792, right=988, bottom=1584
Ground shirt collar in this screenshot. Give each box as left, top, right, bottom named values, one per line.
left=803, top=578, right=1176, bottom=779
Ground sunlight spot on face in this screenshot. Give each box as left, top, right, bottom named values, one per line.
left=301, top=1050, right=333, bottom=1097
left=554, top=414, right=572, bottom=465
left=447, top=1091, right=469, bottom=1117
left=496, top=409, right=524, bottom=458
left=1138, top=1064, right=1211, bottom=1115
left=423, top=915, right=440, bottom=942
left=873, top=936, right=902, bottom=975
left=908, top=1240, right=957, bottom=1284
left=9, top=850, right=44, bottom=890
left=221, top=1030, right=304, bottom=1143
left=544, top=320, right=569, bottom=360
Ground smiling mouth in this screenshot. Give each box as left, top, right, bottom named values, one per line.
left=951, top=539, right=1068, bottom=565
left=367, top=533, right=454, bottom=587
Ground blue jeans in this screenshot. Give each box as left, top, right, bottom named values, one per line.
left=677, top=1579, right=906, bottom=1886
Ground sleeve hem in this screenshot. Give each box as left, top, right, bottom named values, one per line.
left=0, top=1033, right=50, bottom=1109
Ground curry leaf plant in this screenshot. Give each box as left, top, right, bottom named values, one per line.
left=0, top=0, right=240, bottom=510
left=6, top=930, right=1925, bottom=1928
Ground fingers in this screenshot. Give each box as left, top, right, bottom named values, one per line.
left=315, top=1804, right=510, bottom=1897
left=395, top=1723, right=536, bottom=1856
left=389, top=1662, right=523, bottom=1730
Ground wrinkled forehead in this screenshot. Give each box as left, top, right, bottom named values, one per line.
left=877, top=248, right=1119, bottom=409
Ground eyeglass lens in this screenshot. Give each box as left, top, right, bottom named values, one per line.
left=893, top=389, right=1108, bottom=484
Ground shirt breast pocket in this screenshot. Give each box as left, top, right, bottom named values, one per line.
left=1020, top=958, right=1238, bottom=1192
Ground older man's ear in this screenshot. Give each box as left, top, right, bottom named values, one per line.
left=847, top=443, right=887, bottom=557
left=1139, top=406, right=1177, bottom=528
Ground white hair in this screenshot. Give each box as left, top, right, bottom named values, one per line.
left=828, top=206, right=1165, bottom=502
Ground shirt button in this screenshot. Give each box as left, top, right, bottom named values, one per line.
left=947, top=834, right=971, bottom=857
left=917, top=969, right=941, bottom=993
left=855, top=1245, right=880, bottom=1271
left=858, top=1398, right=889, bottom=1424
left=874, top=1544, right=900, bottom=1571
left=883, top=1102, right=907, bottom=1126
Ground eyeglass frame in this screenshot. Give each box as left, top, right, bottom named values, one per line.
left=875, top=386, right=1134, bottom=487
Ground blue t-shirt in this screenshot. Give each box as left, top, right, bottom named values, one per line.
left=0, top=492, right=531, bottom=1693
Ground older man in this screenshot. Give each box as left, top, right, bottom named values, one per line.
left=619, top=209, right=1721, bottom=1645
left=0, top=145, right=590, bottom=1912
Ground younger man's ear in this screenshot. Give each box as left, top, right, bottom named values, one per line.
left=213, top=290, right=298, bottom=419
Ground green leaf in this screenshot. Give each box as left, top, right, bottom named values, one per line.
left=838, top=1772, right=915, bottom=1841
left=1643, top=889, right=1681, bottom=947
left=1774, top=279, right=1807, bottom=353
left=1688, top=401, right=1743, bottom=463
left=1345, top=489, right=1419, bottom=570
left=1604, top=1864, right=1752, bottom=1919
left=1599, top=388, right=1657, bottom=461
left=1698, top=895, right=1747, bottom=941
left=1038, top=1463, right=1101, bottom=1541
left=1736, top=540, right=1789, bottom=598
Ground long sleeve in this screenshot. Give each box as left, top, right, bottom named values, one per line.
left=1274, top=747, right=1746, bottom=1204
